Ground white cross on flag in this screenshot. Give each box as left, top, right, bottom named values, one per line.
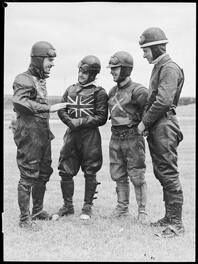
left=67, top=95, right=94, bottom=118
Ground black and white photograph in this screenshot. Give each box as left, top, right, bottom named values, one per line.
left=3, top=2, right=195, bottom=262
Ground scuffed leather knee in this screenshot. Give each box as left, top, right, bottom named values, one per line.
left=19, top=177, right=35, bottom=187
left=129, top=172, right=145, bottom=187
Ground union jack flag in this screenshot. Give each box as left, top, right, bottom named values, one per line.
left=67, top=95, right=95, bottom=118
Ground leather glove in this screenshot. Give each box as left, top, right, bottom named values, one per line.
left=68, top=118, right=83, bottom=131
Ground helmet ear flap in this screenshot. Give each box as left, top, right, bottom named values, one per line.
left=150, top=44, right=167, bottom=60
left=119, top=66, right=132, bottom=80
left=30, top=56, right=44, bottom=71
left=125, top=66, right=132, bottom=76
left=88, top=71, right=97, bottom=82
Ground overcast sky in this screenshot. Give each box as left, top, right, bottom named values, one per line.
left=4, top=2, right=196, bottom=97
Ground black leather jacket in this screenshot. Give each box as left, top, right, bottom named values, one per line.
left=142, top=54, right=184, bottom=127
left=12, top=64, right=50, bottom=119
left=58, top=83, right=108, bottom=131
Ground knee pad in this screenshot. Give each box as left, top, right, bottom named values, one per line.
left=19, top=177, right=35, bottom=187
left=117, top=181, right=129, bottom=189
left=130, top=173, right=145, bottom=187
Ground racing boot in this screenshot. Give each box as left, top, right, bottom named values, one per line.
left=57, top=179, right=74, bottom=217
left=32, top=181, right=50, bottom=220
left=110, top=182, right=130, bottom=218
left=80, top=176, right=101, bottom=220
left=150, top=189, right=171, bottom=227
left=160, top=203, right=185, bottom=238
left=18, top=179, right=39, bottom=231
left=134, top=181, right=149, bottom=224
left=155, top=190, right=185, bottom=238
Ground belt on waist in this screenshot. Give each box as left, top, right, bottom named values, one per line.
left=111, top=125, right=137, bottom=135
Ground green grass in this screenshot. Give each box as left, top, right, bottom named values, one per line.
left=3, top=104, right=195, bottom=261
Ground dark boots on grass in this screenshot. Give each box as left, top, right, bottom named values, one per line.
left=18, top=181, right=32, bottom=228
left=18, top=179, right=49, bottom=231
left=57, top=179, right=75, bottom=217
left=31, top=181, right=50, bottom=220
left=80, top=176, right=101, bottom=220
left=55, top=176, right=100, bottom=220
left=151, top=189, right=185, bottom=238
left=111, top=181, right=149, bottom=224
left=110, top=182, right=130, bottom=218
left=160, top=203, right=185, bottom=237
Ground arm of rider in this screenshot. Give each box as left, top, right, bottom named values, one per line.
left=49, top=102, right=67, bottom=113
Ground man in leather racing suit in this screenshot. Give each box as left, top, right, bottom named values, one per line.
left=56, top=55, right=108, bottom=220
left=138, top=27, right=185, bottom=237
left=12, top=41, right=67, bottom=229
left=107, top=51, right=149, bottom=224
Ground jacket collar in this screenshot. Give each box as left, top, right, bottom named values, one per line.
left=28, top=64, right=48, bottom=79
left=117, top=77, right=132, bottom=89
left=75, top=82, right=97, bottom=93
left=154, top=54, right=171, bottom=69
left=79, top=80, right=96, bottom=88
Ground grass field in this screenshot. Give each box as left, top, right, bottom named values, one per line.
left=3, top=104, right=195, bottom=261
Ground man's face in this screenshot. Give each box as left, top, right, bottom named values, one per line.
left=110, top=66, right=121, bottom=82
left=78, top=69, right=89, bottom=85
left=142, top=47, right=153, bottom=64
left=43, top=57, right=55, bottom=75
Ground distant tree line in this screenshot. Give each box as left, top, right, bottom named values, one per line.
left=3, top=95, right=196, bottom=110
left=178, top=97, right=196, bottom=105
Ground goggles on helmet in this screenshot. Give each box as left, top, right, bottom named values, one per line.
left=107, top=56, right=120, bottom=68
left=78, top=62, right=90, bottom=72
left=31, top=48, right=56, bottom=57
left=47, top=49, right=56, bottom=57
